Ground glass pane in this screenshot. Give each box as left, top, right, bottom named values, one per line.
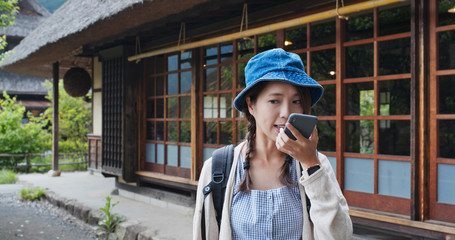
left=205, top=46, right=218, bottom=65
left=318, top=120, right=336, bottom=152
left=313, top=84, right=336, bottom=116
left=204, top=121, right=217, bottom=144
left=237, top=120, right=248, bottom=143
left=156, top=55, right=165, bottom=74
left=379, top=120, right=410, bottom=156
left=378, top=38, right=410, bottom=75
left=204, top=95, right=218, bottom=118
left=439, top=120, right=455, bottom=158
left=311, top=20, right=336, bottom=47
left=180, top=71, right=192, bottom=94
left=167, top=73, right=178, bottom=95
left=378, top=5, right=411, bottom=36
left=204, top=67, right=217, bottom=92
left=327, top=156, right=336, bottom=175
left=379, top=79, right=411, bottom=115
left=378, top=160, right=410, bottom=198
left=438, top=163, right=455, bottom=204
left=237, top=62, right=247, bottom=88
left=157, top=143, right=165, bottom=164
left=220, top=65, right=233, bottom=91
left=146, top=121, right=154, bottom=140
left=285, top=26, right=307, bottom=51
left=203, top=147, right=217, bottom=161
left=146, top=143, right=155, bottom=163
left=167, top=97, right=177, bottom=118
left=220, top=93, right=233, bottom=118
left=258, top=32, right=276, bottom=53
left=311, top=49, right=336, bottom=81
left=156, top=76, right=164, bottom=96
left=146, top=99, right=154, bottom=118
left=167, top=145, right=178, bottom=167
left=346, top=44, right=373, bottom=78
left=156, top=98, right=164, bottom=118
left=438, top=0, right=455, bottom=26
left=237, top=38, right=254, bottom=60
left=220, top=44, right=233, bottom=63
left=298, top=53, right=307, bottom=71
left=168, top=54, right=178, bottom=71
left=346, top=82, right=374, bottom=116
left=438, top=31, right=455, bottom=70
left=146, top=78, right=154, bottom=96
left=346, top=120, right=374, bottom=154
left=439, top=75, right=455, bottom=114
left=156, top=121, right=164, bottom=141
left=344, top=157, right=374, bottom=193
left=180, top=51, right=192, bottom=69
left=180, top=146, right=192, bottom=169
left=167, top=121, right=177, bottom=142
left=346, top=12, right=374, bottom=41
left=220, top=121, right=233, bottom=145
left=180, top=96, right=191, bottom=119
left=180, top=121, right=191, bottom=143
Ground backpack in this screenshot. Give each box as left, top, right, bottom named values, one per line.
left=202, top=144, right=235, bottom=230
left=200, top=144, right=311, bottom=237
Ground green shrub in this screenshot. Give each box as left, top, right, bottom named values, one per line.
left=20, top=187, right=46, bottom=201
left=98, top=196, right=125, bottom=234
left=0, top=169, right=16, bottom=184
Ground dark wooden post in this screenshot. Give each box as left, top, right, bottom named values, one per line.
left=52, top=61, right=60, bottom=175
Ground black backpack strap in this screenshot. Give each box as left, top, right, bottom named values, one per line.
left=202, top=144, right=235, bottom=229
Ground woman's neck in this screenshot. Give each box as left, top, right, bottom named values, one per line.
left=253, top=131, right=286, bottom=162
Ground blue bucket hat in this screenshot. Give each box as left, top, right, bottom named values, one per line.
left=233, top=48, right=324, bottom=111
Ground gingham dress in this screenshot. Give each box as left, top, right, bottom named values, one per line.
left=230, top=155, right=303, bottom=240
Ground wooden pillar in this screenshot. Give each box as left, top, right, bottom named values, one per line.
left=52, top=62, right=60, bottom=172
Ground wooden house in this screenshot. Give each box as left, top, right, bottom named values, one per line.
left=1, top=0, right=455, bottom=238
left=0, top=0, right=51, bottom=117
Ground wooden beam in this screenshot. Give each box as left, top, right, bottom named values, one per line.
left=128, top=0, right=406, bottom=62
left=52, top=62, right=59, bottom=171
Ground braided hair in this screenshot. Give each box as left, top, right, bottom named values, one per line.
left=238, top=82, right=312, bottom=193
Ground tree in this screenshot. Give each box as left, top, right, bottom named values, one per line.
left=43, top=80, right=91, bottom=154
left=0, top=0, right=19, bottom=62
left=0, top=92, right=51, bottom=154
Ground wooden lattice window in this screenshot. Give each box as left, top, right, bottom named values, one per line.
left=102, top=57, right=124, bottom=175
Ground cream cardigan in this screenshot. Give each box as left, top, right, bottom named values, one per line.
left=193, top=142, right=353, bottom=240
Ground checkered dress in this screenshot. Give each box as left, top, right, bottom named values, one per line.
left=230, top=155, right=303, bottom=240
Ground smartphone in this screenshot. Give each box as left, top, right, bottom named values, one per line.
left=284, top=113, right=318, bottom=140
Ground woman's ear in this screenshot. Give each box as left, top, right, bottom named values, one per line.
left=246, top=96, right=255, bottom=116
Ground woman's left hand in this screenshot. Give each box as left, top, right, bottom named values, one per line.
left=275, top=122, right=320, bottom=169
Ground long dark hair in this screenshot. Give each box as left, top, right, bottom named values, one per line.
left=238, top=81, right=312, bottom=193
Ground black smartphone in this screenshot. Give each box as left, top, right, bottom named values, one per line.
left=284, top=113, right=318, bottom=140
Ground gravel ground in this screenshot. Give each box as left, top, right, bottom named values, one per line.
left=0, top=192, right=98, bottom=240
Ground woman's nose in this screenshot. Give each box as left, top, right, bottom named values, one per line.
left=280, top=103, right=291, bottom=119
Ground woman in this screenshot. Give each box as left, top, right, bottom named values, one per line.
left=193, top=48, right=352, bottom=240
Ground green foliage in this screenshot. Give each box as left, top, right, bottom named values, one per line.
left=98, top=196, right=125, bottom=234
left=43, top=80, right=92, bottom=154
left=0, top=0, right=19, bottom=62
left=0, top=169, right=16, bottom=184
left=20, top=187, right=46, bottom=201
left=0, top=92, right=51, bottom=155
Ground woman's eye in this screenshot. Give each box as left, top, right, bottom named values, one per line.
left=293, top=100, right=301, bottom=104
left=269, top=99, right=279, bottom=104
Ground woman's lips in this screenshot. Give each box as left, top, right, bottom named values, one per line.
left=274, top=124, right=285, bottom=133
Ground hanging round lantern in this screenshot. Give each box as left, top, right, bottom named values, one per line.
left=63, top=67, right=92, bottom=97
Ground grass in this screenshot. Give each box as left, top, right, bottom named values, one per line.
left=0, top=169, right=16, bottom=184
left=20, top=187, right=46, bottom=201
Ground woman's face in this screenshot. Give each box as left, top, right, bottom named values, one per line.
left=247, top=81, right=304, bottom=142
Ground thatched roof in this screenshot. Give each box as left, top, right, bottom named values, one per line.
left=0, top=0, right=50, bottom=38
left=0, top=70, right=48, bottom=95
left=0, top=0, right=210, bottom=78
